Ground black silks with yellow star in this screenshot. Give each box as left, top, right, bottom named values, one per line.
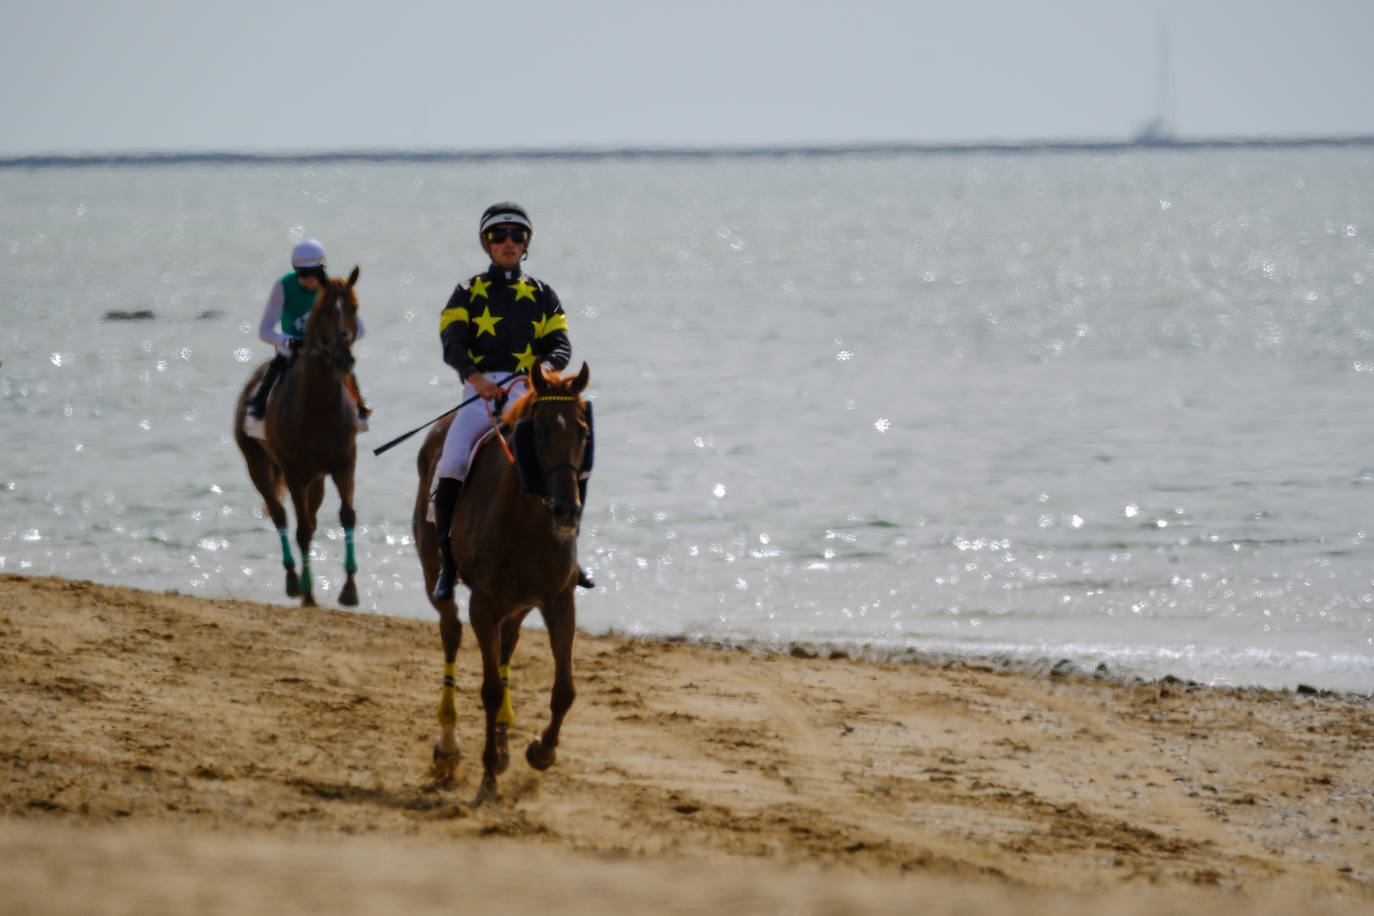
left=439, top=267, right=572, bottom=382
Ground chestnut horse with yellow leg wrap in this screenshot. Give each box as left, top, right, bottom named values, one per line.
left=234, top=267, right=363, bottom=608
left=413, top=364, right=592, bottom=803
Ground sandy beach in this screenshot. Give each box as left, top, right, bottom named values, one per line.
left=1, top=572, right=1371, bottom=914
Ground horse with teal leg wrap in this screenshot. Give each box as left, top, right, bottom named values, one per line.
left=235, top=267, right=364, bottom=608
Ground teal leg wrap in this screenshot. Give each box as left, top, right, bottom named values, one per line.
left=300, top=560, right=312, bottom=594
left=344, top=528, right=358, bottom=574
left=277, top=527, right=295, bottom=569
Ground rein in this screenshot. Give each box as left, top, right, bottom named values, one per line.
left=484, top=377, right=529, bottom=464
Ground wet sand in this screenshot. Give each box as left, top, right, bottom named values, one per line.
left=1, top=573, right=1371, bottom=914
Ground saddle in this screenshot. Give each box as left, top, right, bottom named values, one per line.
left=425, top=430, right=502, bottom=524
left=242, top=377, right=370, bottom=440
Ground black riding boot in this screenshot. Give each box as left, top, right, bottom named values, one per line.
left=431, top=477, right=462, bottom=602
left=248, top=353, right=291, bottom=419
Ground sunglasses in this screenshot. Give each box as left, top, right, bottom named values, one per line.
left=295, top=266, right=322, bottom=278
left=484, top=227, right=529, bottom=244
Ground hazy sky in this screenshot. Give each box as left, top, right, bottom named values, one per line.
left=3, top=1, right=1372, bottom=155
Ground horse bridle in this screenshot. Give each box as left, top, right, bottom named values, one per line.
left=513, top=395, right=591, bottom=498
left=303, top=294, right=355, bottom=370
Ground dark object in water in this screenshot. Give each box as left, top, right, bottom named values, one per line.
left=103, top=309, right=155, bottom=321
left=196, top=309, right=225, bottom=320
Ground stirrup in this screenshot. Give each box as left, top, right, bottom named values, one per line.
left=577, top=567, right=595, bottom=589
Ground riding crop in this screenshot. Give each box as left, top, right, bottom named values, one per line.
left=372, top=372, right=520, bottom=457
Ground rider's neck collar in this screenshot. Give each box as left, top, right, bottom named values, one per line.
left=487, top=265, right=524, bottom=282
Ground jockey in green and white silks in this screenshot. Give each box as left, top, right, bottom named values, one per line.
left=246, top=238, right=369, bottom=425
left=260, top=269, right=331, bottom=355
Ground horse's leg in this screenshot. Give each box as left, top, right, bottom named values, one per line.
left=331, top=463, right=358, bottom=607
left=494, top=611, right=530, bottom=774
left=287, top=477, right=323, bottom=607
left=277, top=526, right=301, bottom=598
left=431, top=602, right=463, bottom=777
left=527, top=590, right=577, bottom=772
left=242, top=447, right=300, bottom=596
left=468, top=595, right=506, bottom=804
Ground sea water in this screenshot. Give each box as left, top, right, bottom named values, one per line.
left=2, top=148, right=1373, bottom=692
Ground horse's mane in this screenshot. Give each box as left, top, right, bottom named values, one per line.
left=501, top=370, right=581, bottom=426
left=313, top=275, right=358, bottom=312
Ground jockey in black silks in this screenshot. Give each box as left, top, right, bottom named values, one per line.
left=430, top=202, right=594, bottom=602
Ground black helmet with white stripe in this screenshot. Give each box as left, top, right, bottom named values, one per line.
left=479, top=202, right=532, bottom=238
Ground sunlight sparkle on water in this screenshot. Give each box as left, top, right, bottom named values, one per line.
left=4, top=150, right=1373, bottom=693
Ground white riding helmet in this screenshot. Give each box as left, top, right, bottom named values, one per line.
left=291, top=238, right=328, bottom=268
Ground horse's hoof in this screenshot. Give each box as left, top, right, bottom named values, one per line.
left=526, top=740, right=556, bottom=771
left=494, top=723, right=511, bottom=774
left=433, top=742, right=461, bottom=769
left=285, top=570, right=301, bottom=597
left=473, top=780, right=501, bottom=807
left=300, top=593, right=317, bottom=608
left=338, top=584, right=359, bottom=607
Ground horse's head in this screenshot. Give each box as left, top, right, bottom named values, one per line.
left=302, top=266, right=361, bottom=374
left=511, top=363, right=592, bottom=534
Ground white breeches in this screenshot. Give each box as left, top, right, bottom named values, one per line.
left=435, top=377, right=530, bottom=481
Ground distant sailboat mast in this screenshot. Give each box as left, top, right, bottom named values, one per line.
left=1134, top=23, right=1175, bottom=145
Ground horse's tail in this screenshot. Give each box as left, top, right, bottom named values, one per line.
left=413, top=416, right=452, bottom=529
left=235, top=366, right=292, bottom=531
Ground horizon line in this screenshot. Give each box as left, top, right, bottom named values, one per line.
left=5, top=133, right=1374, bottom=168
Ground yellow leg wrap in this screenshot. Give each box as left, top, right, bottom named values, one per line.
left=437, top=662, right=458, bottom=726
left=497, top=663, right=515, bottom=725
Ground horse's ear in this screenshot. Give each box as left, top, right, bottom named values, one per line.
left=531, top=366, right=551, bottom=395
left=346, top=265, right=360, bottom=289
left=571, top=362, right=589, bottom=394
